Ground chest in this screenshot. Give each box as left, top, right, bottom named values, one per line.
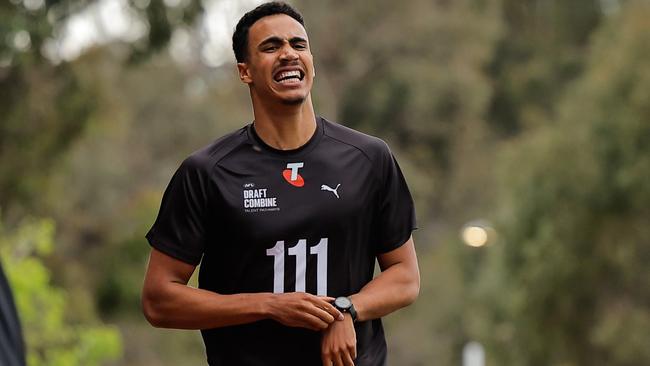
left=212, top=152, right=377, bottom=241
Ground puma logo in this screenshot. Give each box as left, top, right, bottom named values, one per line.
left=320, top=184, right=341, bottom=199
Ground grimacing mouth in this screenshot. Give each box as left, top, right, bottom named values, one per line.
left=273, top=68, right=305, bottom=82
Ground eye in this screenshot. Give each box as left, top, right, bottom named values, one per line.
left=294, top=43, right=307, bottom=50
left=264, top=46, right=278, bottom=52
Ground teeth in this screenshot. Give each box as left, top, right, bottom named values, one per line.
left=276, top=70, right=301, bottom=81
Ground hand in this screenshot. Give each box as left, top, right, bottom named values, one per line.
left=321, top=313, right=356, bottom=366
left=266, top=292, right=344, bottom=331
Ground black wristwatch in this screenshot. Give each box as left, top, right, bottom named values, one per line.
left=333, top=296, right=357, bottom=322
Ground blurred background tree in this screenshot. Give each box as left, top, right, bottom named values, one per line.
left=472, top=3, right=650, bottom=364
left=1, top=0, right=648, bottom=365
left=0, top=217, right=122, bottom=366
left=0, top=0, right=204, bottom=218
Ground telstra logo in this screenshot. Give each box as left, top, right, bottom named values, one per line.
left=283, top=162, right=304, bottom=187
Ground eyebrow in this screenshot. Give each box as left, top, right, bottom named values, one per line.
left=257, top=36, right=308, bottom=49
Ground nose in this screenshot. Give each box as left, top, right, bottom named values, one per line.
left=279, top=44, right=298, bottom=61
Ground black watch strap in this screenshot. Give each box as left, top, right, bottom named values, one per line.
left=333, top=296, right=358, bottom=322
left=348, top=301, right=358, bottom=322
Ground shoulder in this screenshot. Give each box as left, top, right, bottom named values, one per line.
left=181, top=126, right=249, bottom=173
left=320, top=117, right=392, bottom=165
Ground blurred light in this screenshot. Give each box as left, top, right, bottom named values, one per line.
left=58, top=13, right=96, bottom=60
left=24, top=0, right=45, bottom=11
left=462, top=341, right=485, bottom=366
left=200, top=0, right=264, bottom=68
left=462, top=226, right=488, bottom=247
left=98, top=0, right=145, bottom=41
left=169, top=28, right=193, bottom=65
left=38, top=0, right=261, bottom=65
left=100, top=0, right=132, bottom=38
left=13, top=31, right=32, bottom=52
left=461, top=220, right=496, bottom=248
left=49, top=0, right=147, bottom=62
left=40, top=38, right=61, bottom=63
left=201, top=43, right=230, bottom=68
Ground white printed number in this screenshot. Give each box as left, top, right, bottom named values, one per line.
left=266, top=238, right=328, bottom=296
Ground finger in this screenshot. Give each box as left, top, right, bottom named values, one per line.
left=300, top=312, right=329, bottom=331
left=316, top=299, right=344, bottom=320
left=332, top=352, right=344, bottom=366
left=321, top=354, right=332, bottom=366
left=301, top=301, right=336, bottom=324
left=342, top=351, right=355, bottom=366
left=350, top=344, right=357, bottom=360
left=296, top=302, right=334, bottom=327
left=312, top=307, right=336, bottom=325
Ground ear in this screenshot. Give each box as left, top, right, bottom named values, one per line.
left=237, top=62, right=253, bottom=84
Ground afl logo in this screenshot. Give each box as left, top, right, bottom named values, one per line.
left=283, top=162, right=305, bottom=187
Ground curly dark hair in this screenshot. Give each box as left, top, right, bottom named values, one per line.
left=232, top=2, right=305, bottom=63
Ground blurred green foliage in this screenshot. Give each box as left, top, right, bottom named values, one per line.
left=0, top=218, right=122, bottom=366
left=473, top=4, right=650, bottom=364
left=0, top=0, right=649, bottom=365
left=0, top=0, right=203, bottom=217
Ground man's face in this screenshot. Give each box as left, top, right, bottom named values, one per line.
left=238, top=14, right=314, bottom=105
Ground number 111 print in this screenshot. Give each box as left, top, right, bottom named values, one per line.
left=266, top=238, right=328, bottom=296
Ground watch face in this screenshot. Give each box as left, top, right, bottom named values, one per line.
left=334, top=297, right=352, bottom=309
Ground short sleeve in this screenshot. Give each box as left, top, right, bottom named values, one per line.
left=373, top=143, right=417, bottom=254
left=146, top=155, right=213, bottom=265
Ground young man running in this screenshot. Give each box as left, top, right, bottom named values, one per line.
left=142, top=2, right=420, bottom=365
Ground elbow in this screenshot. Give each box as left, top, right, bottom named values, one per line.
left=142, top=291, right=169, bottom=328
left=402, top=272, right=420, bottom=307
left=142, top=296, right=162, bottom=327
left=404, top=279, right=420, bottom=306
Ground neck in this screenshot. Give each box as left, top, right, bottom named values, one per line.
left=250, top=94, right=317, bottom=150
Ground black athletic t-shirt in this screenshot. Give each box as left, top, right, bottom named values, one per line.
left=146, top=117, right=416, bottom=366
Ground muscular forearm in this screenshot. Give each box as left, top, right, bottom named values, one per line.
left=142, top=249, right=342, bottom=331
left=350, top=262, right=419, bottom=322
left=142, top=282, right=272, bottom=329
left=349, top=238, right=420, bottom=322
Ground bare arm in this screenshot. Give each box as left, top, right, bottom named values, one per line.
left=350, top=235, right=420, bottom=321
left=141, top=248, right=342, bottom=331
